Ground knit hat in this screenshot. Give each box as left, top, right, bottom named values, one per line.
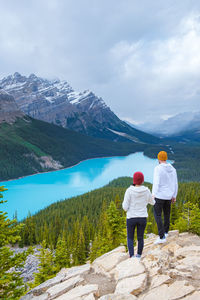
left=133, top=172, right=144, bottom=185
left=157, top=151, right=168, bottom=161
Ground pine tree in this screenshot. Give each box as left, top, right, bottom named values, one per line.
left=0, top=186, right=31, bottom=299
left=75, top=228, right=86, bottom=265
left=34, top=240, right=56, bottom=285
left=114, top=194, right=121, bottom=210
left=107, top=201, right=126, bottom=248
left=82, top=216, right=91, bottom=257
left=20, top=212, right=36, bottom=247
left=54, top=235, right=70, bottom=271
left=175, top=201, right=200, bottom=235
left=90, top=202, right=111, bottom=262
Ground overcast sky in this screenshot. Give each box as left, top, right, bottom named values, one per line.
left=1, top=0, right=200, bottom=123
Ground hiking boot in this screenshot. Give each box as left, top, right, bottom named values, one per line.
left=154, top=236, right=166, bottom=244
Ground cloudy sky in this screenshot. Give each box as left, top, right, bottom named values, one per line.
left=1, top=0, right=200, bottom=123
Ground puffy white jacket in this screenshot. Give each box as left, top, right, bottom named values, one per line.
left=152, top=163, right=178, bottom=200
left=122, top=185, right=155, bottom=218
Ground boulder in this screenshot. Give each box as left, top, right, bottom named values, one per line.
left=114, top=257, right=145, bottom=281
left=57, top=263, right=91, bottom=280
left=115, top=273, right=147, bottom=296
left=167, top=230, right=179, bottom=237
left=55, top=284, right=99, bottom=300
left=150, top=275, right=171, bottom=289
left=92, top=246, right=128, bottom=275
left=30, top=274, right=66, bottom=296
left=142, top=248, right=170, bottom=269
left=176, top=256, right=200, bottom=272
left=140, top=284, right=169, bottom=300
left=168, top=280, right=195, bottom=300
left=175, top=245, right=200, bottom=258
left=46, top=275, right=84, bottom=299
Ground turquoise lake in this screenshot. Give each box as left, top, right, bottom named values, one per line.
left=1, top=152, right=158, bottom=220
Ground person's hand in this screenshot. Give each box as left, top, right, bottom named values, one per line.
left=171, top=197, right=176, bottom=203
left=152, top=195, right=155, bottom=200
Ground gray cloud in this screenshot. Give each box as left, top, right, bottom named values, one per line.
left=1, top=0, right=200, bottom=123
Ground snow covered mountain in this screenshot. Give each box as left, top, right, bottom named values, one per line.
left=0, top=72, right=159, bottom=144
left=137, top=111, right=200, bottom=137
left=0, top=88, right=24, bottom=123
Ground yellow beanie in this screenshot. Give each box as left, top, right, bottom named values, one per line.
left=157, top=151, right=168, bottom=161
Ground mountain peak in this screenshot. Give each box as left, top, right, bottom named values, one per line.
left=28, top=73, right=37, bottom=80
left=0, top=90, right=24, bottom=123
left=14, top=72, right=22, bottom=78
left=0, top=72, right=159, bottom=143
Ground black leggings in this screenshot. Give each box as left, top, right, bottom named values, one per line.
left=154, top=198, right=171, bottom=239
left=126, top=217, right=147, bottom=257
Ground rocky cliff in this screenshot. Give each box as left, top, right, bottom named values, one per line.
left=21, top=230, right=200, bottom=300
left=0, top=73, right=159, bottom=144
left=0, top=89, right=24, bottom=123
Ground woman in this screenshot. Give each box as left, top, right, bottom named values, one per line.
left=122, top=172, right=155, bottom=258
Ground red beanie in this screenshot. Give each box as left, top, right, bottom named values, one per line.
left=133, top=172, right=144, bottom=185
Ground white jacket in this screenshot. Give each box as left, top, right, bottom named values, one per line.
left=152, top=163, right=178, bottom=200
left=122, top=185, right=155, bottom=218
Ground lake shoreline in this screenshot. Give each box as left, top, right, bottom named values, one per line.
left=1, top=151, right=142, bottom=183
left=3, top=152, right=159, bottom=220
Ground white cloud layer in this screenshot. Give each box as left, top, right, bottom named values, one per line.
left=0, top=0, right=200, bottom=123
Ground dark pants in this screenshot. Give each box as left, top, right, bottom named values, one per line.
left=126, top=217, right=147, bottom=257
left=154, top=198, right=171, bottom=239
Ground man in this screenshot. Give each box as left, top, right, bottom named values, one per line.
left=152, top=151, right=178, bottom=244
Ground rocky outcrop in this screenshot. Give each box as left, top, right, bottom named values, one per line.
left=0, top=89, right=24, bottom=123
left=21, top=231, right=200, bottom=299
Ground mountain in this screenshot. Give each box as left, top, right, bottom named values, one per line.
left=137, top=111, right=200, bottom=137
left=0, top=93, right=148, bottom=181
left=0, top=89, right=24, bottom=123
left=168, top=127, right=200, bottom=143
left=0, top=72, right=159, bottom=144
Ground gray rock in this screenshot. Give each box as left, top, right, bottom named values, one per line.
left=92, top=246, right=127, bottom=276
left=30, top=274, right=66, bottom=296
left=20, top=293, right=48, bottom=300
left=58, top=263, right=91, bottom=280
left=46, top=275, right=84, bottom=299
left=114, top=257, right=145, bottom=281
left=55, top=284, right=99, bottom=300
left=115, top=273, right=147, bottom=296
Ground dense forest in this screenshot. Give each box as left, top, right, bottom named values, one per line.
left=144, top=142, right=200, bottom=182
left=1, top=177, right=200, bottom=298
left=0, top=117, right=147, bottom=181
left=19, top=177, right=200, bottom=271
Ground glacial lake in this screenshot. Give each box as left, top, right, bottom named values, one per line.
left=1, top=152, right=158, bottom=220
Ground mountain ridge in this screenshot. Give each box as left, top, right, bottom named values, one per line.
left=0, top=116, right=148, bottom=181
left=136, top=111, right=200, bottom=138
left=0, top=72, right=159, bottom=144
left=0, top=89, right=24, bottom=123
